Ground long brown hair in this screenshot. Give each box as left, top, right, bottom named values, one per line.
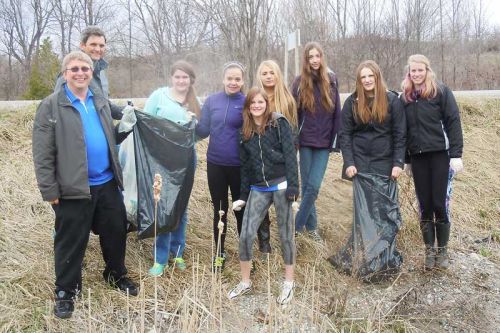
left=256, top=60, right=298, bottom=127
left=242, top=87, right=273, bottom=141
left=401, top=54, right=438, bottom=102
left=354, top=60, right=388, bottom=124
left=170, top=60, right=201, bottom=118
left=298, top=42, right=334, bottom=113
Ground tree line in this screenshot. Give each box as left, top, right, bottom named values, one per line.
left=0, top=0, right=498, bottom=100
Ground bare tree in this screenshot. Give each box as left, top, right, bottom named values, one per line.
left=0, top=0, right=53, bottom=74
left=51, top=0, right=79, bottom=56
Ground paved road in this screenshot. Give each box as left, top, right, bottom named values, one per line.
left=1, top=91, right=499, bottom=112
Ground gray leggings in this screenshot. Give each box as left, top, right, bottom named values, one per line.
left=239, top=189, right=296, bottom=265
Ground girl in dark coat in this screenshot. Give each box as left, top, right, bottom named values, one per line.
left=341, top=60, right=406, bottom=178
left=330, top=60, right=406, bottom=280
left=401, top=54, right=464, bottom=270
left=228, top=87, right=299, bottom=305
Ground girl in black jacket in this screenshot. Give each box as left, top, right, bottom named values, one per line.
left=228, top=87, right=299, bottom=305
left=332, top=60, right=405, bottom=279
left=401, top=54, right=464, bottom=270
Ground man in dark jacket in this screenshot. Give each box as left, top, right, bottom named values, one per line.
left=33, top=51, right=138, bottom=319
left=54, top=26, right=124, bottom=120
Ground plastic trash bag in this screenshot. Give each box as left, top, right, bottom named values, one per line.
left=119, top=133, right=138, bottom=224
left=131, top=110, right=195, bottom=240
left=328, top=173, right=403, bottom=282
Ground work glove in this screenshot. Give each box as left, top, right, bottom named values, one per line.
left=232, top=200, right=246, bottom=211
left=450, top=158, right=464, bottom=173
left=404, top=163, right=412, bottom=177
left=119, top=105, right=137, bottom=133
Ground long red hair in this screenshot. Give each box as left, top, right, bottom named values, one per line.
left=354, top=60, right=388, bottom=124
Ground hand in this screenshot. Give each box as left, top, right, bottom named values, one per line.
left=291, top=201, right=299, bottom=211
left=232, top=200, right=246, bottom=211
left=450, top=158, right=464, bottom=173
left=49, top=198, right=59, bottom=205
left=391, top=166, right=403, bottom=179
left=119, top=105, right=137, bottom=133
left=187, top=111, right=196, bottom=119
left=345, top=166, right=357, bottom=178
left=404, top=163, right=412, bottom=177
left=285, top=187, right=299, bottom=201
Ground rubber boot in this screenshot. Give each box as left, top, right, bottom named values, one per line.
left=257, top=213, right=272, bottom=257
left=420, top=221, right=435, bottom=271
left=435, top=222, right=451, bottom=269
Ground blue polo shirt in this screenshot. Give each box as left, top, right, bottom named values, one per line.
left=64, top=84, right=113, bottom=186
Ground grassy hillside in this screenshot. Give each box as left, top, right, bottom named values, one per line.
left=0, top=98, right=498, bottom=332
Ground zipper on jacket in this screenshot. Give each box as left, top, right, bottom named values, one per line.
left=258, top=134, right=269, bottom=187
left=223, top=95, right=230, bottom=125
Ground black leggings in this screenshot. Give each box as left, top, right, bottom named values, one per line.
left=411, top=151, right=450, bottom=224
left=207, top=162, right=244, bottom=255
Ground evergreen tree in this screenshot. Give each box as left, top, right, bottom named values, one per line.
left=24, top=38, right=60, bottom=100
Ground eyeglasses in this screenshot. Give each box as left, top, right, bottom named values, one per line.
left=66, top=66, right=91, bottom=73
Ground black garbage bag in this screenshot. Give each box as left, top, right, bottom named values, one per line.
left=132, top=111, right=195, bottom=240
left=328, top=173, right=403, bottom=282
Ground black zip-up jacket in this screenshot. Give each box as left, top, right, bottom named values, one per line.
left=340, top=91, right=406, bottom=177
left=400, top=83, right=463, bottom=159
left=239, top=113, right=299, bottom=201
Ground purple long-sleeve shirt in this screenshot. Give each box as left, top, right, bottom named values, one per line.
left=195, top=91, right=245, bottom=166
left=291, top=72, right=342, bottom=150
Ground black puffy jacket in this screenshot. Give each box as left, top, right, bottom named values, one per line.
left=340, top=91, right=406, bottom=177
left=239, top=113, right=299, bottom=201
left=400, top=83, right=463, bottom=158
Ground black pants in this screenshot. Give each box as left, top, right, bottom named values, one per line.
left=53, top=179, right=128, bottom=295
left=411, top=151, right=450, bottom=223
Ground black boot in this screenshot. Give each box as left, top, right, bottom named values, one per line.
left=420, top=221, right=435, bottom=271
left=257, top=213, right=272, bottom=257
left=435, top=222, right=451, bottom=269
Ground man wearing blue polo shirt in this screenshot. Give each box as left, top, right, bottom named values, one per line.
left=32, top=51, right=138, bottom=319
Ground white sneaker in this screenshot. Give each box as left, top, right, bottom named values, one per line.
left=277, top=280, right=295, bottom=305
left=228, top=281, right=252, bottom=299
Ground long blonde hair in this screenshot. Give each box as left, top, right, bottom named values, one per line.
left=298, top=42, right=334, bottom=113
left=256, top=60, right=297, bottom=127
left=170, top=60, right=201, bottom=118
left=401, top=54, right=438, bottom=102
left=354, top=60, right=388, bottom=124
left=241, top=87, right=272, bottom=141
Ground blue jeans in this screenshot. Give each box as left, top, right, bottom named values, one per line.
left=295, top=147, right=330, bottom=231
left=154, top=209, right=188, bottom=265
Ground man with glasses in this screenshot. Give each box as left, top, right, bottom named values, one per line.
left=33, top=51, right=138, bottom=319
left=55, top=26, right=125, bottom=120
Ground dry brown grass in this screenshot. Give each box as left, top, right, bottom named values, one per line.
left=0, top=98, right=498, bottom=332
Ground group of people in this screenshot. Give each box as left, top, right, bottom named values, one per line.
left=31, top=26, right=464, bottom=319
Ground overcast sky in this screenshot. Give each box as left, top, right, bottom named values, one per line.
left=484, top=0, right=500, bottom=28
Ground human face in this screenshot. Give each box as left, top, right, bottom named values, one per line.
left=308, top=48, right=321, bottom=71
left=249, top=93, right=267, bottom=124
left=223, top=67, right=244, bottom=95
left=409, top=62, right=427, bottom=87
left=260, top=65, right=276, bottom=89
left=80, top=35, right=106, bottom=61
left=359, top=67, right=376, bottom=94
left=63, top=59, right=92, bottom=93
left=171, top=69, right=191, bottom=94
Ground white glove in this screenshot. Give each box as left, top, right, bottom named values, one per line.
left=404, top=163, right=412, bottom=177
left=119, top=105, right=137, bottom=133
left=232, top=200, right=246, bottom=211
left=450, top=158, right=464, bottom=173
left=291, top=201, right=299, bottom=211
